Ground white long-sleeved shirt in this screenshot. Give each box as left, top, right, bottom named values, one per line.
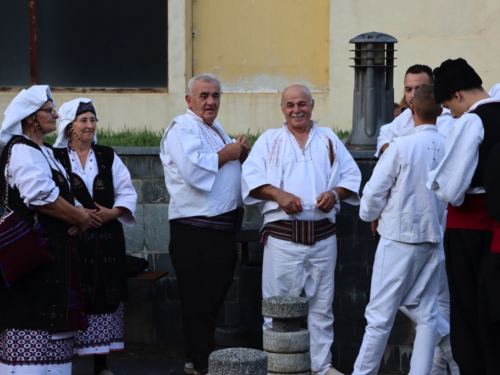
left=65, top=147, right=137, bottom=226
left=427, top=97, right=500, bottom=206
left=375, top=108, right=455, bottom=157
left=7, top=141, right=65, bottom=207
left=160, top=110, right=242, bottom=220
left=242, top=122, right=361, bottom=225
left=362, top=125, right=446, bottom=243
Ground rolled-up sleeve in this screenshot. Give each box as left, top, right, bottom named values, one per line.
left=7, top=144, right=59, bottom=207
left=335, top=138, right=362, bottom=205
left=241, top=135, right=273, bottom=205
left=112, top=153, right=137, bottom=227
left=360, top=142, right=400, bottom=222
left=163, top=123, right=219, bottom=193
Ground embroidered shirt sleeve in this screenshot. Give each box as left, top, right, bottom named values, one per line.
left=241, top=132, right=276, bottom=205
left=112, top=153, right=137, bottom=227
left=164, top=122, right=219, bottom=192
left=333, top=135, right=362, bottom=205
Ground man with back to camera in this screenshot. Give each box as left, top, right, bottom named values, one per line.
left=353, top=84, right=447, bottom=374
left=428, top=58, right=500, bottom=374
left=160, top=73, right=250, bottom=375
left=242, top=84, right=361, bottom=375
left=375, top=64, right=458, bottom=374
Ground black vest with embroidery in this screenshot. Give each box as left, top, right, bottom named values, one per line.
left=469, top=102, right=500, bottom=188
left=0, top=136, right=77, bottom=330
left=54, top=144, right=128, bottom=314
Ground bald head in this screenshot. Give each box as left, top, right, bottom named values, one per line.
left=412, top=84, right=442, bottom=124
left=281, top=85, right=313, bottom=106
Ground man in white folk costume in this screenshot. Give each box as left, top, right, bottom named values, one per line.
left=242, top=84, right=361, bottom=375
left=160, top=73, right=250, bottom=375
left=353, top=84, right=447, bottom=375
left=427, top=58, right=500, bottom=375
left=375, top=64, right=459, bottom=375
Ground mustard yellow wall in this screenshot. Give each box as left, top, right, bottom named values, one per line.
left=2, top=0, right=500, bottom=135
left=192, top=0, right=329, bottom=92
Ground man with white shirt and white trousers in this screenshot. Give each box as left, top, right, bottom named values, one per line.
left=353, top=84, right=447, bottom=375
left=375, top=64, right=458, bottom=375
left=242, top=84, right=361, bottom=375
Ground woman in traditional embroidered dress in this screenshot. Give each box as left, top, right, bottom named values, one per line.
left=0, top=86, right=97, bottom=375
left=53, top=98, right=136, bottom=375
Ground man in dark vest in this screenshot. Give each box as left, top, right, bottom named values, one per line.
left=427, top=58, right=500, bottom=374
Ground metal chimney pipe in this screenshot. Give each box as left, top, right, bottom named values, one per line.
left=346, top=32, right=397, bottom=150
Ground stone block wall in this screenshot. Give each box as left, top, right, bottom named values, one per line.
left=115, top=147, right=413, bottom=374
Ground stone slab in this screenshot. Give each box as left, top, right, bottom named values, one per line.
left=209, top=348, right=267, bottom=375
left=266, top=351, right=311, bottom=373
left=262, top=296, right=308, bottom=319
left=144, top=204, right=169, bottom=250
left=263, top=329, right=310, bottom=353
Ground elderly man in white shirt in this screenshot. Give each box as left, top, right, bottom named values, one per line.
left=353, top=84, right=447, bottom=375
left=242, top=84, right=361, bottom=375
left=374, top=64, right=458, bottom=375
left=160, top=73, right=250, bottom=375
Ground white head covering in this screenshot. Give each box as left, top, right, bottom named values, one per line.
left=54, top=97, right=98, bottom=148
left=0, top=85, right=54, bottom=143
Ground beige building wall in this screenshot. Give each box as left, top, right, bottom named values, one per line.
left=1, top=0, right=500, bottom=136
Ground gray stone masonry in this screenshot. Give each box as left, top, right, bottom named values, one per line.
left=209, top=348, right=268, bottom=375
left=116, top=147, right=414, bottom=374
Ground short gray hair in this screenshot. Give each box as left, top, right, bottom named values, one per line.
left=187, top=73, right=221, bottom=96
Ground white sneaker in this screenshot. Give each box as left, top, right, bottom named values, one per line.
left=184, top=362, right=194, bottom=374
left=97, top=371, right=114, bottom=375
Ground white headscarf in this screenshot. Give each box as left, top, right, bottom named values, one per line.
left=0, top=85, right=54, bottom=143
left=54, top=98, right=98, bottom=148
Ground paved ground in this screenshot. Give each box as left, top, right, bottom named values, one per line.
left=72, top=344, right=408, bottom=375
left=72, top=345, right=187, bottom=375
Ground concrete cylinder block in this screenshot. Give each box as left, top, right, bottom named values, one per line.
left=266, top=351, right=311, bottom=373
left=262, top=296, right=308, bottom=319
left=209, top=348, right=268, bottom=375
left=263, top=329, right=310, bottom=353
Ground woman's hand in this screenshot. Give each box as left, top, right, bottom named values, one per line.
left=85, top=208, right=102, bottom=228
left=94, top=203, right=125, bottom=224
left=67, top=209, right=91, bottom=235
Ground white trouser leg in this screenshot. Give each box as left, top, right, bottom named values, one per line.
left=399, top=258, right=450, bottom=343
left=405, top=247, right=441, bottom=375
left=353, top=238, right=441, bottom=375
left=262, top=236, right=336, bottom=375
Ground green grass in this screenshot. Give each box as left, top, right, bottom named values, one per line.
left=44, top=127, right=351, bottom=147
left=45, top=127, right=164, bottom=147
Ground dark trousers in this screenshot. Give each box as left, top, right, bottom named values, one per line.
left=169, top=220, right=237, bottom=374
left=444, top=228, right=500, bottom=374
